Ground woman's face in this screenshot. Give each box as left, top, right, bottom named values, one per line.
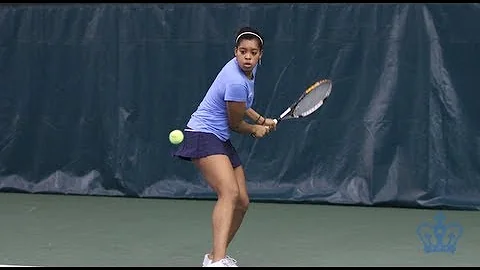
left=234, top=38, right=262, bottom=74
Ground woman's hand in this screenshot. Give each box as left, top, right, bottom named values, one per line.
left=251, top=124, right=271, bottom=138
left=262, top=118, right=277, bottom=131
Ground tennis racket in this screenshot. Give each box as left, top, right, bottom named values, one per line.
left=273, top=79, right=333, bottom=125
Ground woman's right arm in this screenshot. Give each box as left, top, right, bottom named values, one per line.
left=227, top=101, right=269, bottom=138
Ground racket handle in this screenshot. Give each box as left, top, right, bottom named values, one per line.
left=273, top=119, right=278, bottom=125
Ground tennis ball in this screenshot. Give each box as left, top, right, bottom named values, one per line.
left=169, top=129, right=184, bottom=145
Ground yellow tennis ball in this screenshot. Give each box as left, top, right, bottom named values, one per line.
left=169, top=129, right=184, bottom=145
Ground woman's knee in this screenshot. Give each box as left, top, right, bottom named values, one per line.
left=217, top=184, right=240, bottom=202
left=237, top=195, right=249, bottom=212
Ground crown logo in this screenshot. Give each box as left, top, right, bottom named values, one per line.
left=416, top=212, right=463, bottom=254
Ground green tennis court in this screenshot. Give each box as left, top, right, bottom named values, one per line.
left=0, top=192, right=477, bottom=267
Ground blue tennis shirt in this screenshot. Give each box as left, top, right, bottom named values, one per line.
left=187, top=57, right=257, bottom=141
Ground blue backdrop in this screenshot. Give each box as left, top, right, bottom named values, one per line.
left=0, top=4, right=479, bottom=210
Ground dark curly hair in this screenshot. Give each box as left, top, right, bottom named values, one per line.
left=235, top=26, right=264, bottom=50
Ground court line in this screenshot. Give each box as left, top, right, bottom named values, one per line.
left=0, top=265, right=38, bottom=267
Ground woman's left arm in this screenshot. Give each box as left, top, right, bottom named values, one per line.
left=245, top=108, right=265, bottom=125
left=245, top=108, right=277, bottom=130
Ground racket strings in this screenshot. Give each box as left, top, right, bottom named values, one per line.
left=299, top=100, right=324, bottom=117
left=293, top=82, right=331, bottom=117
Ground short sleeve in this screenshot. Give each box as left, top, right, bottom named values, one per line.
left=224, top=83, right=248, bottom=103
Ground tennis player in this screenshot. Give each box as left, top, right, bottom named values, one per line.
left=173, top=26, right=276, bottom=267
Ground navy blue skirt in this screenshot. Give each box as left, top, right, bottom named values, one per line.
left=172, top=129, right=242, bottom=168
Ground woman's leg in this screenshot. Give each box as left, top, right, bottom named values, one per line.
left=204, top=167, right=249, bottom=265
left=226, top=165, right=249, bottom=246
left=194, top=154, right=239, bottom=263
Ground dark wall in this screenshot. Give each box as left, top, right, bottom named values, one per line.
left=0, top=4, right=479, bottom=209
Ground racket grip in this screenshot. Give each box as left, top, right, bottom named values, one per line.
left=273, top=119, right=278, bottom=125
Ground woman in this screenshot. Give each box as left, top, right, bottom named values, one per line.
left=173, top=26, right=276, bottom=267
